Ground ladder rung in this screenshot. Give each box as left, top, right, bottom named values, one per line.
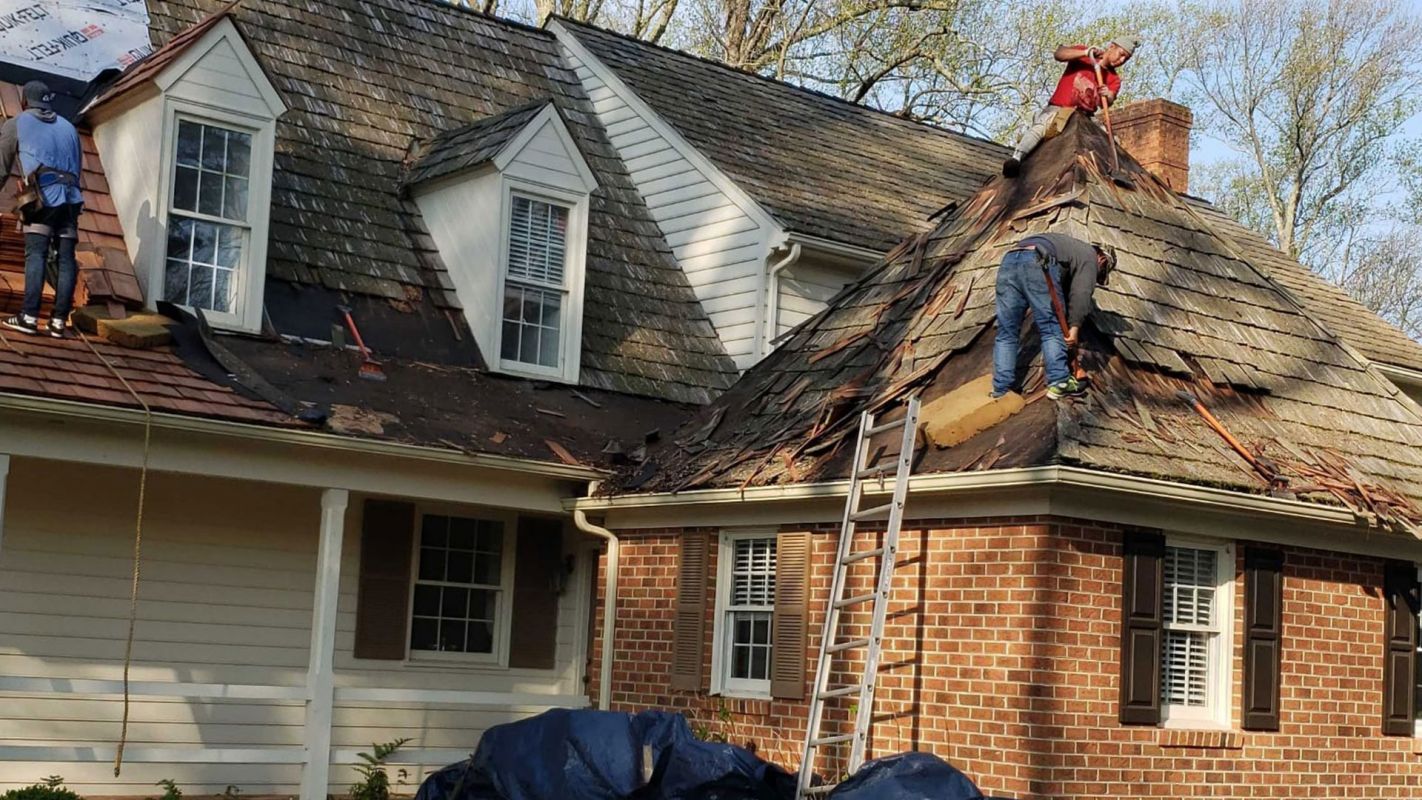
left=855, top=463, right=894, bottom=479
left=827, top=637, right=870, bottom=653
left=810, top=732, right=856, bottom=747
left=841, top=546, right=885, bottom=565
left=816, top=684, right=861, bottom=699
left=851, top=502, right=894, bottom=521
left=866, top=417, right=906, bottom=436
left=834, top=591, right=876, bottom=609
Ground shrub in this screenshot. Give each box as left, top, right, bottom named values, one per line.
left=2, top=776, right=83, bottom=800
left=350, top=738, right=410, bottom=800
left=155, top=779, right=181, bottom=800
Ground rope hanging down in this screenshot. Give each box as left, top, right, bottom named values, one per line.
left=77, top=329, right=151, bottom=777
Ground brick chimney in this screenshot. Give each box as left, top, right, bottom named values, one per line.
left=1110, top=99, right=1193, bottom=193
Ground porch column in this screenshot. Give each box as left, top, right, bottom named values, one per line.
left=301, top=488, right=348, bottom=800
left=0, top=454, right=10, bottom=559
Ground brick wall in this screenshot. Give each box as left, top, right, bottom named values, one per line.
left=591, top=517, right=1422, bottom=798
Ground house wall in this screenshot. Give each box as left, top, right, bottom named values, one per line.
left=0, top=459, right=590, bottom=796
left=592, top=517, right=1422, bottom=799
left=556, top=35, right=780, bottom=369
left=92, top=93, right=165, bottom=299
left=774, top=259, right=854, bottom=340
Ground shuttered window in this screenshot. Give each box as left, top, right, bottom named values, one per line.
left=1160, top=542, right=1233, bottom=726
left=501, top=195, right=569, bottom=370
left=725, top=536, right=776, bottom=693
left=409, top=513, right=513, bottom=662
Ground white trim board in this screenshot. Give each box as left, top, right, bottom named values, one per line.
left=0, top=676, right=308, bottom=700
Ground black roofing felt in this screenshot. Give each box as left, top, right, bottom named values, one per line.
left=146, top=0, right=737, bottom=405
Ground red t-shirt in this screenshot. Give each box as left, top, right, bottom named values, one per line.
left=1047, top=47, right=1121, bottom=112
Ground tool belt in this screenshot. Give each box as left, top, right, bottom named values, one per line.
left=16, top=165, right=79, bottom=215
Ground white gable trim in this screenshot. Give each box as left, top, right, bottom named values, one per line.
left=154, top=17, right=286, bottom=118
left=549, top=20, right=779, bottom=234
left=495, top=105, right=599, bottom=194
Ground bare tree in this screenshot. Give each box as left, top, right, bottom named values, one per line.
left=1185, top=0, right=1422, bottom=263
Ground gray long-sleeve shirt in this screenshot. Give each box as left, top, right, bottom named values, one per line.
left=1019, top=232, right=1099, bottom=329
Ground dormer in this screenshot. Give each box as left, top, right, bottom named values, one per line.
left=85, top=12, right=285, bottom=333
left=405, top=101, right=597, bottom=384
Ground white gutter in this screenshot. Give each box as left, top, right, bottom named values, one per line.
left=760, top=243, right=803, bottom=357
left=572, top=481, right=618, bottom=710
left=0, top=392, right=602, bottom=481
left=785, top=232, right=884, bottom=267
left=1375, top=362, right=1422, bottom=391
left=569, top=464, right=1370, bottom=528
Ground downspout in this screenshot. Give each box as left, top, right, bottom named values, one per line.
left=573, top=481, right=617, bottom=710
left=762, top=243, right=802, bottom=357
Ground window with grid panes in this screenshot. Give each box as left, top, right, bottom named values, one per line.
left=723, top=536, right=776, bottom=693
left=164, top=119, right=252, bottom=314
left=410, top=514, right=506, bottom=656
left=1161, top=544, right=1226, bottom=721
left=501, top=195, right=569, bottom=370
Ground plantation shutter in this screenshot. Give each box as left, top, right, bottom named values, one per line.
left=1382, top=561, right=1419, bottom=736
left=508, top=516, right=565, bottom=670
left=770, top=531, right=812, bottom=699
left=670, top=532, right=710, bottom=691
left=1242, top=548, right=1284, bottom=731
left=508, top=196, right=568, bottom=288
left=1119, top=529, right=1165, bottom=725
left=354, top=500, right=416, bottom=660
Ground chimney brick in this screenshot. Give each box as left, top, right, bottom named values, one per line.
left=1110, top=98, right=1192, bottom=193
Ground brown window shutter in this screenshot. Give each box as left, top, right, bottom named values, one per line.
left=670, top=532, right=710, bottom=691
left=508, top=516, right=565, bottom=669
left=354, top=499, right=416, bottom=660
left=1119, top=529, right=1164, bottom=725
left=1382, top=560, right=1419, bottom=736
left=771, top=531, right=812, bottom=699
left=1242, top=548, right=1284, bottom=731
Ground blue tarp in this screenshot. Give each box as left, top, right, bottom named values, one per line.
left=414, top=709, right=992, bottom=800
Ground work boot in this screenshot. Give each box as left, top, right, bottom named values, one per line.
left=1002, top=157, right=1021, bottom=177
left=1046, top=377, right=1087, bottom=400
left=2, top=313, right=38, bottom=335
left=47, top=317, right=67, bottom=338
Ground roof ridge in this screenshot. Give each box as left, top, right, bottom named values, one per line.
left=552, top=15, right=1002, bottom=151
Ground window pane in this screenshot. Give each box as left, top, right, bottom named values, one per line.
left=227, top=131, right=252, bottom=176
left=223, top=176, right=249, bottom=222
left=176, top=121, right=202, bottom=167
left=729, top=610, right=773, bottom=681
left=198, top=170, right=224, bottom=216
left=438, top=618, right=466, bottom=652
left=421, top=516, right=449, bottom=547
left=446, top=550, right=474, bottom=584
left=216, top=226, right=242, bottom=269
left=519, top=317, right=539, bottom=364
left=173, top=166, right=199, bottom=211
left=441, top=587, right=469, bottom=618
left=1164, top=547, right=1216, bottom=626
left=467, top=621, right=494, bottom=653
left=189, top=265, right=214, bottom=311
left=412, top=584, right=440, bottom=616
left=410, top=617, right=438, bottom=651
left=418, top=547, right=445, bottom=581
left=1162, top=630, right=1209, bottom=706
left=201, top=125, right=227, bottom=171
left=749, top=645, right=769, bottom=680
left=213, top=268, right=233, bottom=313
left=732, top=538, right=777, bottom=606
left=732, top=642, right=751, bottom=679
left=470, top=589, right=497, bottom=622
left=164, top=260, right=190, bottom=305
left=506, top=195, right=569, bottom=286
left=448, top=518, right=477, bottom=551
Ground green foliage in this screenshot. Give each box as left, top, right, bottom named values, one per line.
left=221, top=786, right=241, bottom=800
left=155, top=779, right=182, bottom=800
left=350, top=738, right=411, bottom=800
left=1, top=776, right=82, bottom=800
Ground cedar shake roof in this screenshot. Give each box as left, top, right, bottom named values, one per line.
left=558, top=19, right=1005, bottom=252
left=624, top=115, right=1422, bottom=531
left=404, top=99, right=549, bottom=186
left=144, top=0, right=737, bottom=404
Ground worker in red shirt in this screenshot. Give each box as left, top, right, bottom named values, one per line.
left=1002, top=36, right=1139, bottom=177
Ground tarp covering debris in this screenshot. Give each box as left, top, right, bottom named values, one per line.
left=414, top=709, right=997, bottom=800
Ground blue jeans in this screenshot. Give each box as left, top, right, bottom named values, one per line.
left=21, top=204, right=80, bottom=320
left=993, top=248, right=1069, bottom=394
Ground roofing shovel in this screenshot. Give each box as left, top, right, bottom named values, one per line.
left=337, top=305, right=387, bottom=382
left=1091, top=54, right=1136, bottom=189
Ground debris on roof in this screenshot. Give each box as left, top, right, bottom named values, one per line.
left=615, top=114, right=1422, bottom=533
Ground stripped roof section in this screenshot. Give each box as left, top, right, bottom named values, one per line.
left=626, top=116, right=1422, bottom=531
left=404, top=99, right=548, bottom=186
left=558, top=18, right=1003, bottom=252
left=144, top=0, right=737, bottom=403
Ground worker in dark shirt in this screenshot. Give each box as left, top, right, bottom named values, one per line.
left=0, top=80, right=84, bottom=338
left=991, top=232, right=1115, bottom=400
left=1002, top=36, right=1138, bottom=177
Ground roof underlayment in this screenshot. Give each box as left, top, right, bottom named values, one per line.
left=623, top=116, right=1422, bottom=534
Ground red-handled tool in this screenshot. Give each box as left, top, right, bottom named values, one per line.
left=337, top=305, right=386, bottom=382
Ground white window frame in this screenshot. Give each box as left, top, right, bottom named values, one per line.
left=493, top=178, right=588, bottom=384
left=405, top=506, right=518, bottom=667
left=1414, top=564, right=1422, bottom=739
left=153, top=98, right=276, bottom=333
left=710, top=528, right=778, bottom=699
left=1160, top=536, right=1235, bottom=730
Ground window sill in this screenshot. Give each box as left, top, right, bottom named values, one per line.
left=403, top=654, right=506, bottom=671
left=1156, top=728, right=1243, bottom=749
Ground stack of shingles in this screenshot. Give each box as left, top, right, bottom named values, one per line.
left=0, top=83, right=143, bottom=318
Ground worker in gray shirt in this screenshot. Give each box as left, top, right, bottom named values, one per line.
left=991, top=232, right=1115, bottom=400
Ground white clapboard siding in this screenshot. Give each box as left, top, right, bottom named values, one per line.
left=163, top=36, right=276, bottom=120
left=776, top=260, right=856, bottom=336
left=0, top=460, right=590, bottom=795
left=559, top=40, right=780, bottom=369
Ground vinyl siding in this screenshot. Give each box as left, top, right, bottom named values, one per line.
left=0, top=459, right=591, bottom=795
left=163, top=36, right=276, bottom=120
left=560, top=43, right=776, bottom=370
left=775, top=259, right=856, bottom=339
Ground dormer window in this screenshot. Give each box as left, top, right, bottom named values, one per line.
left=165, top=119, right=253, bottom=314
left=407, top=101, right=597, bottom=384
left=84, top=13, right=285, bottom=333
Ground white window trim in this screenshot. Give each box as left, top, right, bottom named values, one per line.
left=404, top=506, right=518, bottom=668
left=710, top=527, right=778, bottom=699
left=1160, top=536, right=1235, bottom=730
left=152, top=98, right=276, bottom=333
left=1414, top=564, right=1421, bottom=739
left=491, top=177, right=588, bottom=384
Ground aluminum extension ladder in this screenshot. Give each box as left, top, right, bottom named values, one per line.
left=796, top=394, right=921, bottom=798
